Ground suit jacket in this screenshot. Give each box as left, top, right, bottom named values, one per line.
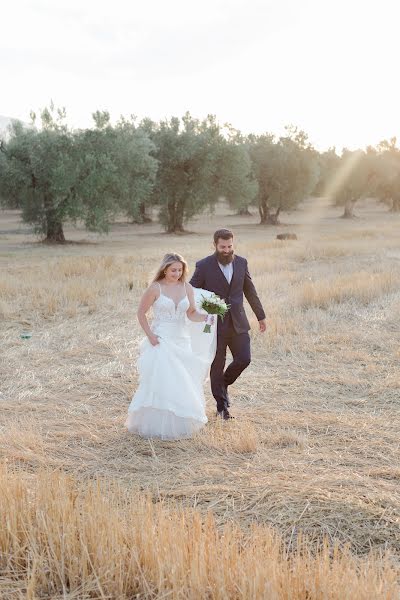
left=189, top=254, right=266, bottom=334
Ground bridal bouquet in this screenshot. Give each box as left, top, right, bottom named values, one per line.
left=200, top=294, right=230, bottom=333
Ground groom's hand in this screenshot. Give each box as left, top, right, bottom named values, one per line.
left=258, top=319, right=267, bottom=333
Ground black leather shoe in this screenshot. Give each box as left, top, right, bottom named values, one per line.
left=216, top=408, right=234, bottom=420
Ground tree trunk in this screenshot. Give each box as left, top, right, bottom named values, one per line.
left=130, top=202, right=152, bottom=224
left=341, top=198, right=356, bottom=218
left=175, top=197, right=185, bottom=232
left=166, top=198, right=185, bottom=233
left=44, top=194, right=65, bottom=242
left=236, top=206, right=252, bottom=216
left=259, top=195, right=281, bottom=225
left=390, top=197, right=400, bottom=212
left=46, top=220, right=66, bottom=242
left=138, top=202, right=152, bottom=223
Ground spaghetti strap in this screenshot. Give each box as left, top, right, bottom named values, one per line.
left=156, top=281, right=162, bottom=298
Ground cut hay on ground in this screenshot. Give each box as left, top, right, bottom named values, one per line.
left=1, top=467, right=399, bottom=599
left=1, top=200, right=400, bottom=596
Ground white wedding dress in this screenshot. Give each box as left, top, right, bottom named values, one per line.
left=125, top=285, right=217, bottom=440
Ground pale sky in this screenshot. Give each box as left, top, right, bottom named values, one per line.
left=1, top=0, right=399, bottom=151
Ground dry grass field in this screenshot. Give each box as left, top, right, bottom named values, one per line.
left=1, top=198, right=400, bottom=598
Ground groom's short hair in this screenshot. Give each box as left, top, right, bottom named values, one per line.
left=214, top=228, right=234, bottom=244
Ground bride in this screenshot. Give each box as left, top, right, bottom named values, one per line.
left=125, top=253, right=217, bottom=440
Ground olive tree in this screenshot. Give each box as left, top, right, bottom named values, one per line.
left=0, top=106, right=157, bottom=241
left=373, top=138, right=400, bottom=213
left=143, top=114, right=256, bottom=233
left=249, top=127, right=319, bottom=224
left=331, top=148, right=376, bottom=218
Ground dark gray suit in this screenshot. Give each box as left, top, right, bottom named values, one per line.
left=190, top=253, right=266, bottom=411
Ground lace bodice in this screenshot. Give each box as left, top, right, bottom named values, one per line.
left=152, top=286, right=190, bottom=324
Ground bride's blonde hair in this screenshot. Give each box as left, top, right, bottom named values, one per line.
left=153, top=253, right=188, bottom=283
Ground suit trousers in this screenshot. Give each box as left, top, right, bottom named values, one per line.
left=210, top=314, right=251, bottom=412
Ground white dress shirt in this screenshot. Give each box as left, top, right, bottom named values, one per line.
left=218, top=260, right=233, bottom=284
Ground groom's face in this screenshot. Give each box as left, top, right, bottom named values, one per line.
left=215, top=237, right=234, bottom=265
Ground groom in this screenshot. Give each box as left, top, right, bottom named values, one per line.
left=190, top=228, right=266, bottom=419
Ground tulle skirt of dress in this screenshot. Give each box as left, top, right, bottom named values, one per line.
left=126, top=291, right=217, bottom=440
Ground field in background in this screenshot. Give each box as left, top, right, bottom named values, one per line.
left=1, top=199, right=400, bottom=598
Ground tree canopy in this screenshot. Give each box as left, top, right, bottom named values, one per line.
left=248, top=128, right=319, bottom=224
left=1, top=104, right=399, bottom=242
left=373, top=138, right=400, bottom=213
left=0, top=106, right=157, bottom=241
left=141, top=114, right=257, bottom=232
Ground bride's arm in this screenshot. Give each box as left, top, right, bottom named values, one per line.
left=185, top=283, right=210, bottom=323
left=137, top=284, right=160, bottom=345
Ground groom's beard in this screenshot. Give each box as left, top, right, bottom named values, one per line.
left=215, top=250, right=234, bottom=265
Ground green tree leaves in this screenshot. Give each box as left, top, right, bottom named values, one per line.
left=0, top=106, right=157, bottom=241
left=1, top=105, right=399, bottom=242
left=142, top=114, right=258, bottom=232
left=373, top=138, right=400, bottom=213
left=248, top=129, right=319, bottom=224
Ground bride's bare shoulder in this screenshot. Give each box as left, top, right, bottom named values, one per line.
left=144, top=282, right=160, bottom=298
left=184, top=281, right=194, bottom=295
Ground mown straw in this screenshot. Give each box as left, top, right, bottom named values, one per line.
left=0, top=466, right=399, bottom=599
left=1, top=202, right=400, bottom=597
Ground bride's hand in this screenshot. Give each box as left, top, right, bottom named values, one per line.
left=148, top=333, right=160, bottom=346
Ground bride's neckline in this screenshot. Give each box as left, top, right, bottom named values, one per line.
left=158, top=282, right=187, bottom=310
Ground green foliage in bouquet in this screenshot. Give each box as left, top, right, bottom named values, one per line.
left=200, top=294, right=230, bottom=332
